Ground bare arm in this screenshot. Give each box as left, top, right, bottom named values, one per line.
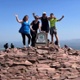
left=15, top=15, right=23, bottom=23
left=47, top=17, right=51, bottom=20
left=30, top=25, right=35, bottom=32
left=30, top=21, right=35, bottom=32
left=47, top=16, right=56, bottom=20
left=30, top=22, right=41, bottom=32
left=39, top=23, right=41, bottom=31
left=33, top=13, right=41, bottom=19
left=57, top=15, right=64, bottom=21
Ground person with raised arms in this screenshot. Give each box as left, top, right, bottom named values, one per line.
left=33, top=12, right=49, bottom=38
left=15, top=14, right=31, bottom=48
left=49, top=13, right=64, bottom=46
left=33, top=12, right=64, bottom=46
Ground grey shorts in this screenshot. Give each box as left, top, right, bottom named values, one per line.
left=50, top=27, right=57, bottom=35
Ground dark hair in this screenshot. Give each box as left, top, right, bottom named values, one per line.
left=23, top=15, right=28, bottom=21
left=35, top=15, right=39, bottom=19
left=50, top=13, right=54, bottom=15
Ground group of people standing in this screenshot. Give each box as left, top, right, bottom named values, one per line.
left=15, top=12, right=64, bottom=48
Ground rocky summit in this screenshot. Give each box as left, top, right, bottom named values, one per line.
left=0, top=44, right=80, bottom=80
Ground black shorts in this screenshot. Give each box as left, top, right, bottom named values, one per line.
left=50, top=27, right=57, bottom=35
left=41, top=26, right=49, bottom=33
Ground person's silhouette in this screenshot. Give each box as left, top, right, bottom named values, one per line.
left=11, top=43, right=14, bottom=48
left=4, top=43, right=9, bottom=49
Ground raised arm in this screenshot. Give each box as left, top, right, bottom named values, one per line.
left=15, top=15, right=23, bottom=23
left=33, top=13, right=41, bottom=19
left=57, top=15, right=64, bottom=21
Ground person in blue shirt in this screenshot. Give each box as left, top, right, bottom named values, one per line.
left=15, top=14, right=31, bottom=48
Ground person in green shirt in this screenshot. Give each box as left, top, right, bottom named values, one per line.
left=49, top=13, right=64, bottom=46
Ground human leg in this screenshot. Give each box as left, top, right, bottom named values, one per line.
left=31, top=31, right=36, bottom=47
left=34, top=32, right=37, bottom=47
left=21, top=33, right=26, bottom=47
left=55, top=33, right=59, bottom=46
left=55, top=34, right=59, bottom=43
left=51, top=34, right=54, bottom=43
left=50, top=27, right=54, bottom=43
left=31, top=31, right=34, bottom=46
left=45, top=27, right=49, bottom=39
left=25, top=33, right=31, bottom=45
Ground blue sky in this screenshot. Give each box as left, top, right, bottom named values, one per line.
left=0, top=0, right=80, bottom=42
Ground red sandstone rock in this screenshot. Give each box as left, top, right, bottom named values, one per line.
left=0, top=45, right=80, bottom=80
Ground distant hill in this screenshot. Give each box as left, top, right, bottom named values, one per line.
left=60, top=39, right=80, bottom=50
left=0, top=39, right=80, bottom=50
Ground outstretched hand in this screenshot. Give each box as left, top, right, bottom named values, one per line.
left=62, top=15, right=64, bottom=18
left=33, top=13, right=35, bottom=16
left=15, top=14, right=18, bottom=17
